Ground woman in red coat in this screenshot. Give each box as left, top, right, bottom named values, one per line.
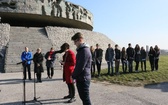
left=60, top=43, right=76, bottom=103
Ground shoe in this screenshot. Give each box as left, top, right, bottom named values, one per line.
left=67, top=97, right=76, bottom=103
left=63, top=95, right=71, bottom=99
left=29, top=79, right=32, bottom=80
left=50, top=76, right=53, bottom=79
left=39, top=80, right=42, bottom=83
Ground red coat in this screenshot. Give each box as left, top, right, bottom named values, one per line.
left=63, top=50, right=76, bottom=83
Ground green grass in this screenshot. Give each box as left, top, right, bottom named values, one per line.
left=92, top=55, right=168, bottom=87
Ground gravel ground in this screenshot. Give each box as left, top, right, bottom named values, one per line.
left=0, top=69, right=168, bottom=105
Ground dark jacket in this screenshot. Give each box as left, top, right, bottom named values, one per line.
left=134, top=49, right=141, bottom=62
left=72, top=43, right=91, bottom=82
left=126, top=47, right=134, bottom=61
left=95, top=48, right=103, bottom=62
left=114, top=48, right=121, bottom=60
left=121, top=51, right=127, bottom=61
left=148, top=50, right=155, bottom=60
left=33, top=52, right=44, bottom=73
left=140, top=49, right=146, bottom=61
left=105, top=47, right=114, bottom=61
left=45, top=51, right=56, bottom=68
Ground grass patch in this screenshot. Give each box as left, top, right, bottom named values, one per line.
left=92, top=55, right=168, bottom=87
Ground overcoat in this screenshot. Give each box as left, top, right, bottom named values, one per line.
left=33, top=52, right=44, bottom=73
left=63, top=50, right=76, bottom=84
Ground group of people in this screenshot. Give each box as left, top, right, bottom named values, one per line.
left=21, top=32, right=92, bottom=105
left=90, top=43, right=160, bottom=77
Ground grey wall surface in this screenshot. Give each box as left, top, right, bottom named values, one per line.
left=45, top=26, right=116, bottom=63
left=0, top=24, right=10, bottom=72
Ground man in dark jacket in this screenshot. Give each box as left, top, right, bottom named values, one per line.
left=105, top=44, right=114, bottom=76
left=45, top=48, right=63, bottom=79
left=71, top=32, right=92, bottom=105
left=95, top=44, right=103, bottom=77
left=126, top=43, right=134, bottom=73
left=114, top=44, right=121, bottom=75
left=45, top=47, right=56, bottom=79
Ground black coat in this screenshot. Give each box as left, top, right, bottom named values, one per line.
left=95, top=48, right=103, bottom=62
left=45, top=51, right=56, bottom=68
left=33, top=52, right=44, bottom=73
left=126, top=47, right=134, bottom=61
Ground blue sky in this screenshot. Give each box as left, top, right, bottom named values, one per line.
left=68, top=0, right=168, bottom=50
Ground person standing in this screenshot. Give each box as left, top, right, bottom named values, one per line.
left=121, top=47, right=127, bottom=73
left=126, top=43, right=134, bottom=73
left=140, top=47, right=147, bottom=72
left=114, top=44, right=121, bottom=75
left=154, top=45, right=160, bottom=70
left=95, top=44, right=103, bottom=77
left=71, top=32, right=92, bottom=105
left=21, top=47, right=33, bottom=80
left=90, top=46, right=96, bottom=77
left=105, top=44, right=114, bottom=76
left=45, top=47, right=62, bottom=79
left=33, top=48, right=44, bottom=83
left=134, top=44, right=141, bottom=72
left=148, top=46, right=155, bottom=71
left=45, top=47, right=56, bottom=79
left=60, top=43, right=76, bottom=103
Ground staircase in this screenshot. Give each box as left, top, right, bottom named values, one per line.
left=5, top=27, right=61, bottom=72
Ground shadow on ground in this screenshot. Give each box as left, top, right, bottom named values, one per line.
left=0, top=98, right=69, bottom=105
left=0, top=78, right=62, bottom=85
left=144, top=82, right=168, bottom=92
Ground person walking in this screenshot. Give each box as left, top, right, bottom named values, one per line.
left=126, top=43, right=134, bottom=73
left=154, top=45, right=160, bottom=70
left=95, top=44, right=103, bottom=77
left=140, top=47, right=147, bottom=72
left=33, top=48, right=44, bottom=83
left=21, top=47, right=33, bottom=80
left=71, top=32, right=92, bottom=105
left=148, top=46, right=155, bottom=71
left=60, top=43, right=76, bottom=103
left=121, top=47, right=127, bottom=73
left=90, top=46, right=96, bottom=77
left=105, top=44, right=114, bottom=76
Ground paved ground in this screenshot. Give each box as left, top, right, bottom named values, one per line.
left=0, top=69, right=168, bottom=105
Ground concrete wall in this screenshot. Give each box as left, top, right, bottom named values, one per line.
left=0, top=23, right=10, bottom=72
left=45, top=26, right=116, bottom=63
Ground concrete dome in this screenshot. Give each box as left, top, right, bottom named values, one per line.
left=0, top=0, right=93, bottom=30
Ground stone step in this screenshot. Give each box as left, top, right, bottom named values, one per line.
left=5, top=27, right=53, bottom=72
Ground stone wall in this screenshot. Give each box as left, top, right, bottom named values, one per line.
left=45, top=26, right=116, bottom=63
left=0, top=23, right=10, bottom=72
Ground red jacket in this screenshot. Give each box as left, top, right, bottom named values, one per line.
left=63, top=50, right=76, bottom=83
